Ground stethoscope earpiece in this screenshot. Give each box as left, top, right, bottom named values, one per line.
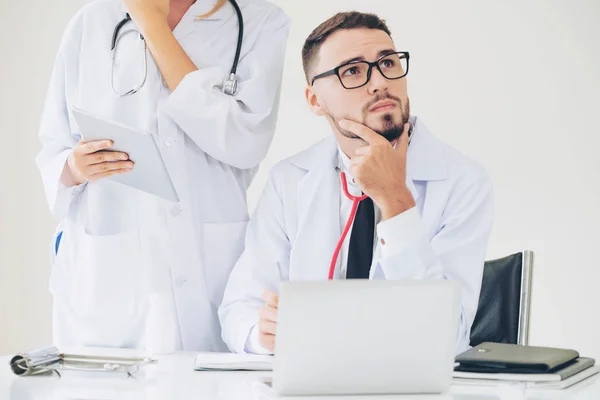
left=407, top=119, right=415, bottom=144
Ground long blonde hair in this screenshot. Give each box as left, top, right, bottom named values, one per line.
left=197, top=0, right=228, bottom=19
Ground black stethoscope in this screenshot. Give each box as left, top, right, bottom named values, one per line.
left=110, top=0, right=244, bottom=96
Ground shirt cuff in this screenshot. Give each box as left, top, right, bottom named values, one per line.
left=376, top=207, right=425, bottom=259
left=53, top=181, right=87, bottom=218
left=244, top=324, right=273, bottom=355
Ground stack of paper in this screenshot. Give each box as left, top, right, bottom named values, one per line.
left=194, top=353, right=273, bottom=371
left=453, top=357, right=599, bottom=389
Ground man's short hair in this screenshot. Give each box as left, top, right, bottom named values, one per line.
left=302, top=11, right=392, bottom=83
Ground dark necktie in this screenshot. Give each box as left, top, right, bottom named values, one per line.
left=346, top=197, right=375, bottom=279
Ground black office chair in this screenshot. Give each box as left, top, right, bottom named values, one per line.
left=470, top=250, right=534, bottom=347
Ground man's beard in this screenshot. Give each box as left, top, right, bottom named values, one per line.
left=328, top=95, right=410, bottom=142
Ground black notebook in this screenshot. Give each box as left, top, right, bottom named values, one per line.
left=455, top=342, right=581, bottom=374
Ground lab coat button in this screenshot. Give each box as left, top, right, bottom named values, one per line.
left=171, top=204, right=183, bottom=216
left=165, top=137, right=175, bottom=147
left=175, top=276, right=188, bottom=287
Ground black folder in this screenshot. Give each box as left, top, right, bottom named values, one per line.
left=455, top=342, right=581, bottom=374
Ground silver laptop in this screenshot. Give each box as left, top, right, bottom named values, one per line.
left=272, top=280, right=461, bottom=396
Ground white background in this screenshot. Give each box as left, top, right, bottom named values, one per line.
left=0, top=0, right=599, bottom=357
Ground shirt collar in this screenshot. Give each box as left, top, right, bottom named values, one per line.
left=336, top=144, right=352, bottom=174
left=189, top=0, right=237, bottom=21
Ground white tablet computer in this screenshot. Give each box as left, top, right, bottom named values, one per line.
left=72, top=107, right=179, bottom=202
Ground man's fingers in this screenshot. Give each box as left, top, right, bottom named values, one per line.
left=86, top=151, right=130, bottom=165
left=79, top=140, right=113, bottom=155
left=259, top=333, right=275, bottom=352
left=350, top=156, right=369, bottom=167
left=354, top=146, right=372, bottom=157
left=87, top=167, right=133, bottom=181
left=259, top=320, right=277, bottom=335
left=339, top=119, right=384, bottom=145
left=261, top=290, right=279, bottom=308
left=259, top=306, right=278, bottom=323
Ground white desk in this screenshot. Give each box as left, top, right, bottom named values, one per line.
left=2, top=348, right=599, bottom=400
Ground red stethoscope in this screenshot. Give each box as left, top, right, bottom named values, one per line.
left=328, top=172, right=368, bottom=280
left=327, top=123, right=414, bottom=280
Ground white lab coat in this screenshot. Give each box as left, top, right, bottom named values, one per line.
left=219, top=117, right=495, bottom=355
left=36, top=0, right=289, bottom=351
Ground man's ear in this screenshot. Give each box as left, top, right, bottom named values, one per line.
left=305, top=85, right=326, bottom=116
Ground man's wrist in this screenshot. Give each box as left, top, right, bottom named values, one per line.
left=378, top=189, right=416, bottom=221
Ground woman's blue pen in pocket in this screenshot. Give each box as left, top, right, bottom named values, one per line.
left=55, top=232, right=63, bottom=255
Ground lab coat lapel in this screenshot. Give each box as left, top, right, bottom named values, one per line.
left=404, top=117, right=449, bottom=205
left=406, top=117, right=448, bottom=184
left=289, top=138, right=341, bottom=281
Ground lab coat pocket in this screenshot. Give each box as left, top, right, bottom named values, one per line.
left=59, top=227, right=143, bottom=320
left=203, top=221, right=248, bottom=308
left=80, top=180, right=138, bottom=236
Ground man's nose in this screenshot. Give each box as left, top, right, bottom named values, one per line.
left=367, top=65, right=388, bottom=95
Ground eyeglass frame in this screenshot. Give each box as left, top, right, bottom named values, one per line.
left=310, top=51, right=410, bottom=89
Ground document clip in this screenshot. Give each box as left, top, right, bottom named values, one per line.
left=9, top=346, right=157, bottom=378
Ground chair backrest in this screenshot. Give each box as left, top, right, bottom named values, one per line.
left=469, top=251, right=534, bottom=347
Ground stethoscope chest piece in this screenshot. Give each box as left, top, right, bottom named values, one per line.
left=223, top=73, right=239, bottom=96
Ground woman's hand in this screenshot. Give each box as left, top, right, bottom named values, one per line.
left=62, top=140, right=133, bottom=187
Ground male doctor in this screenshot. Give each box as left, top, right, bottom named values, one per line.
left=219, top=11, right=494, bottom=354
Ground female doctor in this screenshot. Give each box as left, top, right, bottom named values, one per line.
left=35, top=0, right=289, bottom=352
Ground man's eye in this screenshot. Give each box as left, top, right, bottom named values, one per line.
left=343, top=66, right=362, bottom=76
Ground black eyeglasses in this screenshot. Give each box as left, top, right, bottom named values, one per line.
left=311, top=51, right=410, bottom=89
